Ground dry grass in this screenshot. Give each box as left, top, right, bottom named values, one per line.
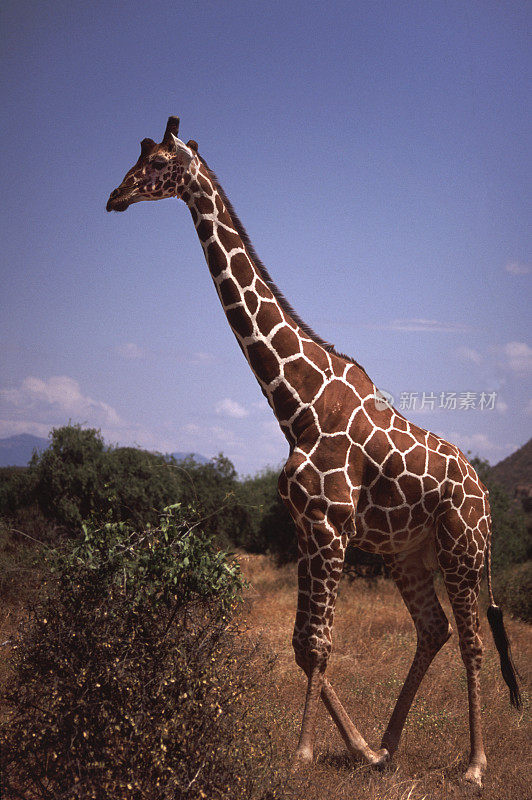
left=239, top=555, right=532, bottom=800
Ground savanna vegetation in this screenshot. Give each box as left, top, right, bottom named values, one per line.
left=0, top=425, right=530, bottom=799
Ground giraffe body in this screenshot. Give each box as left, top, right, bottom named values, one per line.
left=107, top=117, right=520, bottom=787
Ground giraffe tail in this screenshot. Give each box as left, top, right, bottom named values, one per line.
left=485, top=535, right=522, bottom=710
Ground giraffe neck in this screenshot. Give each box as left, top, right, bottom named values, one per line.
left=181, top=158, right=347, bottom=443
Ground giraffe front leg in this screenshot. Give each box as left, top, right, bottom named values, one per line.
left=292, top=517, right=386, bottom=767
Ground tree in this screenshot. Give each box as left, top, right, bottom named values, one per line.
left=470, top=457, right=530, bottom=570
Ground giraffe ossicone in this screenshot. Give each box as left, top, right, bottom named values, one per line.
left=107, top=116, right=521, bottom=787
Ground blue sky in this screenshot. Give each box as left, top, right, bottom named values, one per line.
left=1, top=0, right=530, bottom=475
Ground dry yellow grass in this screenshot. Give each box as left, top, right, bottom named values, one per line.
left=239, top=554, right=531, bottom=800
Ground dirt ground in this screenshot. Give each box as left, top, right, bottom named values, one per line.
left=239, top=554, right=531, bottom=800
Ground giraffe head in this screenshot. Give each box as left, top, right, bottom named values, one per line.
left=106, top=116, right=198, bottom=212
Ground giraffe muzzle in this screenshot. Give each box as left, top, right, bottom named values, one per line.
left=106, top=189, right=131, bottom=212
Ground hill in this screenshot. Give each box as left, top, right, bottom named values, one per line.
left=0, top=434, right=209, bottom=469
left=0, top=434, right=48, bottom=467
left=490, top=438, right=532, bottom=511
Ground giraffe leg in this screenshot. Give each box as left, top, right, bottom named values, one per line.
left=292, top=520, right=386, bottom=766
left=441, top=563, right=486, bottom=785
left=380, top=551, right=452, bottom=758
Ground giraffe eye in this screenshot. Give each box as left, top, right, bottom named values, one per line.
left=152, top=159, right=167, bottom=170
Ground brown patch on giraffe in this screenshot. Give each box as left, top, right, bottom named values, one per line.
left=271, top=327, right=301, bottom=358
left=390, top=430, right=417, bottom=452
left=284, top=358, right=324, bottom=404
left=246, top=342, right=280, bottom=384
left=463, top=476, right=484, bottom=498
left=426, top=449, right=446, bottom=481
left=278, top=470, right=290, bottom=499
left=362, top=397, right=393, bottom=429
left=218, top=226, right=243, bottom=253
left=362, top=505, right=390, bottom=533
left=323, top=470, right=350, bottom=502
left=289, top=481, right=308, bottom=514
left=197, top=171, right=215, bottom=195
left=345, top=363, right=373, bottom=393
left=206, top=241, right=227, bottom=277
left=226, top=305, right=253, bottom=339
left=197, top=219, right=214, bottom=241
left=403, top=445, right=427, bottom=476
left=271, top=381, right=301, bottom=419
left=312, top=435, right=350, bottom=474
left=423, top=474, right=440, bottom=492
left=365, top=428, right=392, bottom=465
left=230, top=252, right=254, bottom=286
left=346, top=445, right=365, bottom=486
left=332, top=358, right=346, bottom=377
left=302, top=340, right=331, bottom=372
left=393, top=415, right=409, bottom=432
left=287, top=406, right=316, bottom=441
left=312, top=380, right=358, bottom=434
left=215, top=194, right=225, bottom=215
left=255, top=280, right=274, bottom=300
left=187, top=180, right=201, bottom=194
left=244, top=290, right=258, bottom=314
left=348, top=407, right=371, bottom=441
left=410, top=502, right=428, bottom=528
left=255, top=301, right=283, bottom=336
left=437, top=440, right=456, bottom=457
left=398, top=473, right=423, bottom=500
left=374, top=478, right=405, bottom=508
left=382, top=449, right=406, bottom=478
left=423, top=489, right=441, bottom=514
left=388, top=505, right=410, bottom=530
left=189, top=207, right=198, bottom=224
left=219, top=278, right=242, bottom=307
left=328, top=503, right=353, bottom=528
left=297, top=463, right=322, bottom=497
left=195, top=195, right=214, bottom=214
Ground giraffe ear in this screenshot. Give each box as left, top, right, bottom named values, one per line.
left=186, top=139, right=199, bottom=153
left=170, top=134, right=195, bottom=167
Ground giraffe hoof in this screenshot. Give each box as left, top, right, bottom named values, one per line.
left=371, top=748, right=390, bottom=769
left=463, top=763, right=484, bottom=788
left=292, top=746, right=314, bottom=768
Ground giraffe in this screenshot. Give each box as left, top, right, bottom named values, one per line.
left=106, top=116, right=521, bottom=786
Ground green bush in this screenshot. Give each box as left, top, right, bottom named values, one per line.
left=1, top=506, right=285, bottom=799
left=493, top=561, right=532, bottom=623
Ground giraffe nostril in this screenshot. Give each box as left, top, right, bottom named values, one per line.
left=110, top=189, right=119, bottom=198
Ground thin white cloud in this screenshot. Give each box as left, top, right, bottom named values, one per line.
left=115, top=342, right=146, bottom=359
left=0, top=375, right=121, bottom=427
left=505, top=261, right=530, bottom=275
left=501, top=341, right=532, bottom=374
left=445, top=430, right=507, bottom=458
left=456, top=346, right=483, bottom=365
left=215, top=398, right=249, bottom=418
left=374, top=318, right=469, bottom=333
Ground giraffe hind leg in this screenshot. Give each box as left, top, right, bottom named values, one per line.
left=380, top=549, right=452, bottom=758
left=437, top=516, right=487, bottom=786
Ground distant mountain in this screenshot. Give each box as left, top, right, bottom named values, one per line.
left=169, top=451, right=209, bottom=465
left=490, top=438, right=532, bottom=513
left=0, top=434, right=48, bottom=467
left=490, top=438, right=532, bottom=494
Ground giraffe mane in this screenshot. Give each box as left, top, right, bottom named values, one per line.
left=198, top=155, right=367, bottom=374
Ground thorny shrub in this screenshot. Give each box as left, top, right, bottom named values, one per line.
left=0, top=506, right=286, bottom=799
